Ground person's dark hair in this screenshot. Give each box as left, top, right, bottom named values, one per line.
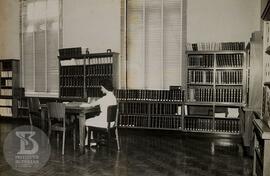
left=100, top=79, right=114, bottom=92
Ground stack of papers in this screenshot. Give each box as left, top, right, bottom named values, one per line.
left=227, top=108, right=239, bottom=118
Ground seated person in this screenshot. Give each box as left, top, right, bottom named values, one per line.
left=80, top=79, right=117, bottom=146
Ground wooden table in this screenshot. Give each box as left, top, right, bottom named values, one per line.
left=41, top=102, right=99, bottom=152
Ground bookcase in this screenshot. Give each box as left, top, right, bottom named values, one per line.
left=59, top=48, right=120, bottom=99
left=0, top=59, right=19, bottom=118
left=115, top=88, right=185, bottom=130
left=15, top=88, right=28, bottom=119
left=253, top=119, right=270, bottom=176
left=185, top=42, right=247, bottom=135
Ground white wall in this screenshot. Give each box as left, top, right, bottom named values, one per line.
left=63, top=0, right=121, bottom=53
left=261, top=0, right=268, bottom=30
left=0, top=0, right=20, bottom=59
left=187, top=0, right=261, bottom=44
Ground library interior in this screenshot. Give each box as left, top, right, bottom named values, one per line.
left=1, top=0, right=270, bottom=175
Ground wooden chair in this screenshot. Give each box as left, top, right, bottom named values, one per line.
left=28, top=97, right=41, bottom=127
left=47, top=102, right=76, bottom=155
left=86, top=105, right=120, bottom=151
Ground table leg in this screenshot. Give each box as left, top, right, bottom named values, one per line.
left=79, top=113, right=86, bottom=152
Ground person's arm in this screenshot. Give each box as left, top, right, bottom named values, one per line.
left=89, top=97, right=102, bottom=107
left=80, top=97, right=104, bottom=108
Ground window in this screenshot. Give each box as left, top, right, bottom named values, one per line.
left=20, top=0, right=62, bottom=97
left=122, top=0, right=187, bottom=89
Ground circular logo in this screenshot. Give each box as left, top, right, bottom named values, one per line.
left=3, top=125, right=51, bottom=173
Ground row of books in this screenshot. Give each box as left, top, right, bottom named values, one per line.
left=188, top=70, right=243, bottom=85
left=150, top=116, right=182, bottom=129
left=60, top=88, right=84, bottom=98
left=60, top=57, right=113, bottom=66
left=60, top=65, right=113, bottom=76
left=0, top=107, right=12, bottom=117
left=115, top=89, right=184, bottom=102
left=184, top=118, right=212, bottom=131
left=188, top=87, right=243, bottom=103
left=214, top=119, right=239, bottom=133
left=186, top=42, right=245, bottom=51
left=60, top=77, right=84, bottom=87
left=86, top=87, right=103, bottom=97
left=118, top=115, right=182, bottom=129
left=60, top=66, right=84, bottom=76
left=85, top=76, right=112, bottom=86
left=0, top=89, right=12, bottom=96
left=60, top=76, right=112, bottom=87
left=4, top=80, right=12, bottom=86
left=216, top=88, right=242, bottom=103
left=188, top=70, right=213, bottom=84
left=216, top=54, right=243, bottom=67
left=60, top=86, right=105, bottom=98
left=118, top=116, right=239, bottom=132
left=0, top=99, right=12, bottom=106
left=85, top=64, right=113, bottom=76
left=85, top=57, right=113, bottom=65
left=59, top=47, right=82, bottom=58
left=189, top=88, right=214, bottom=102
left=184, top=118, right=240, bottom=133
left=188, top=55, right=214, bottom=67
left=1, top=71, right=12, bottom=78
left=118, top=102, right=148, bottom=114
left=149, top=104, right=182, bottom=115
left=118, top=115, right=148, bottom=127
left=118, top=102, right=182, bottom=115
left=216, top=71, right=242, bottom=84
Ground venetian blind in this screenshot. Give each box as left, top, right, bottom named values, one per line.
left=21, top=0, right=62, bottom=96
left=126, top=0, right=186, bottom=89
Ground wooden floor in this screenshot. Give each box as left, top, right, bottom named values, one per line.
left=0, top=120, right=252, bottom=176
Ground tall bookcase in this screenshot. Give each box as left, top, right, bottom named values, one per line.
left=185, top=43, right=247, bottom=135
left=59, top=48, right=120, bottom=99
left=0, top=59, right=19, bottom=118
left=115, top=89, right=185, bottom=130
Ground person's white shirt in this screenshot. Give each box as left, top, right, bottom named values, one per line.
left=81, top=91, right=117, bottom=128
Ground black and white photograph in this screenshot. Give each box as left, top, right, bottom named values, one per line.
left=0, top=0, right=268, bottom=175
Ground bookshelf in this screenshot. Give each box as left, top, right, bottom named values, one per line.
left=253, top=119, right=270, bottom=176
left=59, top=48, right=120, bottom=99
left=115, top=89, right=185, bottom=130
left=185, top=42, right=247, bottom=135
left=0, top=59, right=20, bottom=118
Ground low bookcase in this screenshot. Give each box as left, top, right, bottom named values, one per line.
left=115, top=89, right=185, bottom=130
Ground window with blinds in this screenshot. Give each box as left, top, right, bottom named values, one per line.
left=124, top=0, right=186, bottom=89
left=20, top=0, right=62, bottom=97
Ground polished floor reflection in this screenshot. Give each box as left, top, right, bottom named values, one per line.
left=0, top=121, right=252, bottom=176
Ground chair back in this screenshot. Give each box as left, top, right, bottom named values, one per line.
left=28, top=97, right=40, bottom=113
left=47, top=102, right=66, bottom=122
left=107, top=105, right=117, bottom=123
